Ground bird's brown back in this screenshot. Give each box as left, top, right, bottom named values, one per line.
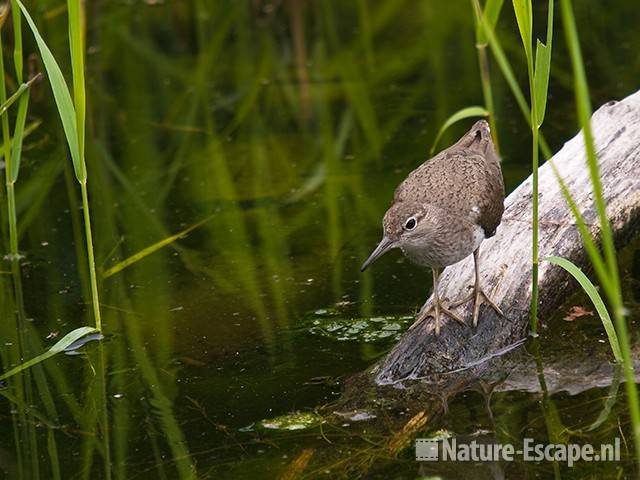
left=393, top=120, right=505, bottom=237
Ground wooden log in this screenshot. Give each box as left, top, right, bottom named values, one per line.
left=372, top=89, right=640, bottom=384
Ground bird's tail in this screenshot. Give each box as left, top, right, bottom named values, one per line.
left=455, top=119, right=501, bottom=164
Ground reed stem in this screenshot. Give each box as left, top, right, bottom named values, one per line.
left=477, top=45, right=500, bottom=150
left=67, top=0, right=102, bottom=331
left=80, top=180, right=102, bottom=331
left=0, top=35, right=16, bottom=256
left=6, top=182, right=18, bottom=255
left=524, top=19, right=540, bottom=334
left=2, top=1, right=24, bottom=259
left=530, top=120, right=539, bottom=333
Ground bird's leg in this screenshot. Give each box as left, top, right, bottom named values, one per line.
left=451, top=248, right=504, bottom=327
left=411, top=267, right=466, bottom=335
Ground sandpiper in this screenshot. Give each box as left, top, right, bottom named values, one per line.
left=360, top=120, right=505, bottom=335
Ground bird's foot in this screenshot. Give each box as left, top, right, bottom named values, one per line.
left=450, top=287, right=503, bottom=327
left=410, top=298, right=466, bottom=336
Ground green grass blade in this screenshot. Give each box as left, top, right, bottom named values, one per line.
left=430, top=106, right=489, bottom=154
left=559, top=0, right=619, bottom=296
left=47, top=428, right=62, bottom=480
left=511, top=0, right=546, bottom=333
left=15, top=0, right=83, bottom=181
left=0, top=23, right=11, bottom=208
left=474, top=0, right=528, bottom=111
left=67, top=0, right=86, bottom=161
left=0, top=81, right=29, bottom=116
left=561, top=0, right=638, bottom=466
left=9, top=92, right=29, bottom=183
left=17, top=0, right=101, bottom=331
left=0, top=326, right=97, bottom=380
left=472, top=0, right=552, bottom=159
left=9, top=0, right=23, bottom=82
left=533, top=0, right=554, bottom=127
left=511, top=0, right=532, bottom=61
left=534, top=40, right=551, bottom=127
left=547, top=160, right=613, bottom=301
left=475, top=0, right=504, bottom=46
left=102, top=217, right=212, bottom=279
left=544, top=256, right=622, bottom=362
left=472, top=0, right=502, bottom=149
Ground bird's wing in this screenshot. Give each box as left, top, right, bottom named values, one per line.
left=394, top=152, right=504, bottom=236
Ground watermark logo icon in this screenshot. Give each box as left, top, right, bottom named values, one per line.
left=415, top=439, right=439, bottom=461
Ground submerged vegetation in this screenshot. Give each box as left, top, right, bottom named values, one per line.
left=0, top=0, right=638, bottom=478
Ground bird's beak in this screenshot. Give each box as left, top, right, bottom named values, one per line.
left=360, top=236, right=396, bottom=272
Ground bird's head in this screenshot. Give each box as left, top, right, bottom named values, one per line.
left=360, top=201, right=431, bottom=272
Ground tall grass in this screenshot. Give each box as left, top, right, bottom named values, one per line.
left=0, top=1, right=102, bottom=384
left=65, top=0, right=103, bottom=332
left=471, top=0, right=504, bottom=149
left=15, top=0, right=102, bottom=331
left=511, top=0, right=554, bottom=334
left=472, top=0, right=553, bottom=159
left=559, top=0, right=640, bottom=466
left=1, top=0, right=33, bottom=259
left=478, top=0, right=639, bottom=467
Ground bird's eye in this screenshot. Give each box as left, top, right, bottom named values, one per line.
left=404, top=217, right=417, bottom=230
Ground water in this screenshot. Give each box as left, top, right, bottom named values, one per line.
left=1, top=1, right=639, bottom=478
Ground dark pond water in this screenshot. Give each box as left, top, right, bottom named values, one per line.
left=1, top=1, right=640, bottom=478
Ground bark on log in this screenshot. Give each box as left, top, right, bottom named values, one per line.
left=372, top=89, right=640, bottom=384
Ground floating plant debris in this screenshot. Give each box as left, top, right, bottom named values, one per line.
left=258, top=411, right=324, bottom=431
left=303, top=309, right=413, bottom=343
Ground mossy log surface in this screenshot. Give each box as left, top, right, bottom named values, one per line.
left=373, top=90, right=640, bottom=385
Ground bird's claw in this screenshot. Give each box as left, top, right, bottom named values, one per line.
left=410, top=298, right=466, bottom=335
left=451, top=287, right=503, bottom=327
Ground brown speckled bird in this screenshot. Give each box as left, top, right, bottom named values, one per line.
left=360, top=120, right=505, bottom=335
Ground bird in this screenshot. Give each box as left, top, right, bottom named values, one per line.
left=360, top=120, right=505, bottom=336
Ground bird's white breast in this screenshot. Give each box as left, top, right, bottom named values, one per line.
left=400, top=223, right=485, bottom=268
